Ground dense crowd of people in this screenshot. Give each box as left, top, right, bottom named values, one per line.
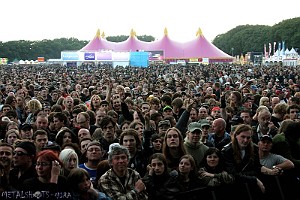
left=0, top=63, right=299, bottom=200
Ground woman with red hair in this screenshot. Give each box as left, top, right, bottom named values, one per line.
left=21, top=150, right=70, bottom=196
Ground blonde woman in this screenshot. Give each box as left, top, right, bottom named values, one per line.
left=25, top=99, right=42, bottom=124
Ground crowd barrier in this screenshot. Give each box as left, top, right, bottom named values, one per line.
left=175, top=174, right=300, bottom=200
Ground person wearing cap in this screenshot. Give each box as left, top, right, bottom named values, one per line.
left=19, top=123, right=34, bottom=140
left=250, top=85, right=258, bottom=95
left=184, top=122, right=209, bottom=169
left=9, top=141, right=37, bottom=190
left=210, top=106, right=221, bottom=119
left=162, top=105, right=173, bottom=117
left=258, top=135, right=296, bottom=199
left=198, top=119, right=214, bottom=147
left=99, top=144, right=148, bottom=200
left=100, top=100, right=110, bottom=112
left=258, top=135, right=294, bottom=174
left=157, top=119, right=171, bottom=136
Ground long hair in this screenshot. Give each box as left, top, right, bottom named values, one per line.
left=67, top=168, right=90, bottom=191
left=59, top=148, right=79, bottom=176
left=55, top=127, right=79, bottom=147
left=179, top=154, right=197, bottom=179
left=232, top=124, right=255, bottom=164
left=162, top=127, right=186, bottom=167
left=119, top=128, right=141, bottom=149
left=202, top=147, right=225, bottom=173
left=148, top=153, right=168, bottom=176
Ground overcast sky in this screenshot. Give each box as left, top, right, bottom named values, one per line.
left=1, top=0, right=299, bottom=43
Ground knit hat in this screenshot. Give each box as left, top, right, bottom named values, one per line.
left=16, top=141, right=36, bottom=156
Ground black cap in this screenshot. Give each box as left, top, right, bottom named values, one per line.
left=260, top=135, right=272, bottom=142
left=16, top=141, right=36, bottom=156
left=20, top=123, right=33, bottom=131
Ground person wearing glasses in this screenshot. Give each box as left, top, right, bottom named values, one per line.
left=9, top=141, right=37, bottom=190
left=79, top=141, right=103, bottom=187
left=21, top=149, right=69, bottom=195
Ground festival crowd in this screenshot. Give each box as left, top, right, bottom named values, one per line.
left=0, top=63, right=299, bottom=200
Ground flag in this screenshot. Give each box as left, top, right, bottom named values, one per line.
left=273, top=42, right=276, bottom=56
left=264, top=44, right=268, bottom=58
left=269, top=43, right=272, bottom=56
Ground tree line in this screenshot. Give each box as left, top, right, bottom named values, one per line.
left=0, top=17, right=299, bottom=62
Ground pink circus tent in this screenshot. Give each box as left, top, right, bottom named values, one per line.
left=80, top=28, right=233, bottom=61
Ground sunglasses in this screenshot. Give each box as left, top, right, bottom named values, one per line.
left=13, top=151, right=29, bottom=156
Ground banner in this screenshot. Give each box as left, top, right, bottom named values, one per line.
left=269, top=43, right=272, bottom=56
left=273, top=42, right=276, bottom=56
left=282, top=41, right=285, bottom=55
left=84, top=53, right=95, bottom=60
left=61, top=52, right=79, bottom=61
left=278, top=42, right=281, bottom=56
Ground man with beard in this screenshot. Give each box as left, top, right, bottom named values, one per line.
left=99, top=143, right=148, bottom=200
left=0, top=143, right=13, bottom=191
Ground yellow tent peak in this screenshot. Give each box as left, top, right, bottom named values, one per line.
left=130, top=29, right=136, bottom=37
left=196, top=28, right=203, bottom=37
left=164, top=27, right=168, bottom=36
left=95, top=29, right=101, bottom=39
left=101, top=32, right=105, bottom=39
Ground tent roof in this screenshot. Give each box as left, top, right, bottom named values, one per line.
left=80, top=28, right=233, bottom=59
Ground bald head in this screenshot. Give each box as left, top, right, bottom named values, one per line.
left=212, top=118, right=226, bottom=135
